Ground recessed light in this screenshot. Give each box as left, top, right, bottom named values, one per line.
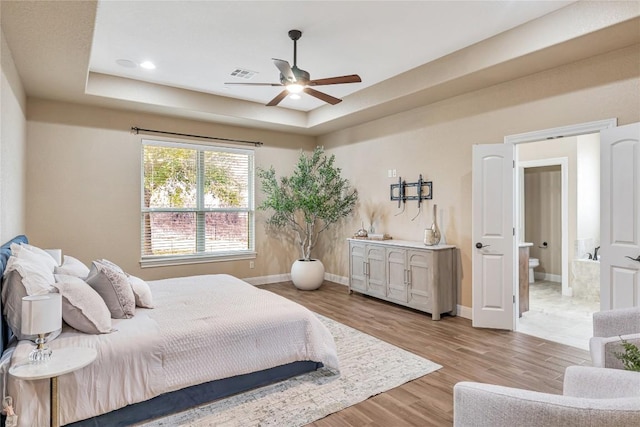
left=116, top=59, right=137, bottom=69
left=140, top=61, right=156, bottom=70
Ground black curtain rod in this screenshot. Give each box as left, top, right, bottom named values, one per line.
left=131, top=127, right=263, bottom=147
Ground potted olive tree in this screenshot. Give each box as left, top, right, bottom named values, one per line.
left=258, top=147, right=357, bottom=290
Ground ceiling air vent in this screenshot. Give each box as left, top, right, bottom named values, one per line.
left=230, top=68, right=257, bottom=80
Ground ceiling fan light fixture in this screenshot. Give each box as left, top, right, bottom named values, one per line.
left=286, top=83, right=304, bottom=94
left=289, top=93, right=301, bottom=100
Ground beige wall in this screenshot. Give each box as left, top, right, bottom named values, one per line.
left=0, top=28, right=27, bottom=242
left=318, top=44, right=640, bottom=309
left=19, top=44, right=640, bottom=310
left=524, top=165, right=562, bottom=277
left=25, top=99, right=315, bottom=280
left=520, top=136, right=579, bottom=281
left=519, top=132, right=602, bottom=287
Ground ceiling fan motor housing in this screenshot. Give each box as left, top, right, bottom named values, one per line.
left=280, top=66, right=310, bottom=85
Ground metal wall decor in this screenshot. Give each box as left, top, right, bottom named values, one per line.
left=390, top=174, right=433, bottom=207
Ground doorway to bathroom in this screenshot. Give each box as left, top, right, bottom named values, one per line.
left=516, top=133, right=601, bottom=350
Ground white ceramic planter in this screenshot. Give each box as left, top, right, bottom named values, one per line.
left=290, top=259, right=325, bottom=290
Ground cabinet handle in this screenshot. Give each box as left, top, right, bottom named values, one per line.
left=407, top=269, right=412, bottom=285
left=364, top=261, right=369, bottom=276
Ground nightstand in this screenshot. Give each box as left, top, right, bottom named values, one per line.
left=9, top=347, right=97, bottom=427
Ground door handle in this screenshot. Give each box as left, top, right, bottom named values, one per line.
left=475, top=242, right=491, bottom=249
left=625, top=255, right=640, bottom=263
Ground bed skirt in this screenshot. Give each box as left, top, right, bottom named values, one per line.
left=67, top=360, right=322, bottom=426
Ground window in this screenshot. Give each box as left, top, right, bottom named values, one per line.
left=141, top=139, right=254, bottom=266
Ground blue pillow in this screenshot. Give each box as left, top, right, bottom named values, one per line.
left=0, top=235, right=28, bottom=275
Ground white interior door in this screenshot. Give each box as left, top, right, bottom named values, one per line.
left=472, top=143, right=515, bottom=329
left=600, top=122, right=640, bottom=309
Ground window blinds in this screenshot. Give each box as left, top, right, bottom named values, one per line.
left=141, top=140, right=254, bottom=260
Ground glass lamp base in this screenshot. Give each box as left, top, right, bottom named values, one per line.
left=28, top=346, right=52, bottom=363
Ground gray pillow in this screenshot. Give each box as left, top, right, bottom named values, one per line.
left=86, top=260, right=135, bottom=319
left=1, top=270, right=61, bottom=341
left=128, top=276, right=154, bottom=308
left=54, top=255, right=90, bottom=279
left=53, top=275, right=113, bottom=334
left=2, top=269, right=30, bottom=340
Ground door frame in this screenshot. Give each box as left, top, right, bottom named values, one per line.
left=502, top=118, right=617, bottom=327
left=518, top=157, right=569, bottom=296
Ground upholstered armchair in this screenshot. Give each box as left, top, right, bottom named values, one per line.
left=590, top=307, right=640, bottom=369
left=453, top=366, right=640, bottom=426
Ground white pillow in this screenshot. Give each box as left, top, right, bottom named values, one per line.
left=55, top=255, right=90, bottom=279
left=53, top=275, right=113, bottom=334
left=128, top=276, right=154, bottom=308
left=44, top=249, right=63, bottom=266
left=10, top=243, right=58, bottom=271
left=5, top=248, right=55, bottom=295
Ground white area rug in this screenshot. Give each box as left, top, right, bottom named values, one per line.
left=141, top=314, right=441, bottom=427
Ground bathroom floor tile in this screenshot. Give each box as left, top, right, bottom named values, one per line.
left=518, top=280, right=598, bottom=351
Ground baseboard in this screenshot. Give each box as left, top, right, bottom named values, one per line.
left=244, top=273, right=349, bottom=286
left=325, top=273, right=348, bottom=286
left=534, top=272, right=561, bottom=282
left=244, top=274, right=291, bottom=286
left=457, top=305, right=472, bottom=320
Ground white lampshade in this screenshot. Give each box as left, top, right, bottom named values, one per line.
left=21, top=294, right=62, bottom=335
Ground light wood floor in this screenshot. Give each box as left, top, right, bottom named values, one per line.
left=258, top=281, right=591, bottom=427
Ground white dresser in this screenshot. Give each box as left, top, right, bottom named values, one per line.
left=348, top=238, right=456, bottom=320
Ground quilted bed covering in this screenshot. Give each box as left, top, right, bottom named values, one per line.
left=7, top=274, right=339, bottom=426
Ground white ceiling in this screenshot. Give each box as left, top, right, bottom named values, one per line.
left=89, top=1, right=574, bottom=112
left=3, top=1, right=638, bottom=136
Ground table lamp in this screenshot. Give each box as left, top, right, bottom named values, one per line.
left=21, top=294, right=62, bottom=363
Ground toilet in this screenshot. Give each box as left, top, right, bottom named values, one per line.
left=529, top=258, right=539, bottom=284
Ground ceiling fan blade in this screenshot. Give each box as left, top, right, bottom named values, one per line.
left=224, top=82, right=283, bottom=86
left=304, top=87, right=342, bottom=105
left=273, top=59, right=296, bottom=82
left=266, top=90, right=289, bottom=107
left=309, top=74, right=361, bottom=86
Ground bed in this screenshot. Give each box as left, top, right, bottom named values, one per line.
left=0, top=236, right=339, bottom=426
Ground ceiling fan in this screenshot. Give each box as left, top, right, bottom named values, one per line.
left=225, top=29, right=361, bottom=107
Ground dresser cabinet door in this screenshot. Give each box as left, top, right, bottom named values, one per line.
left=366, top=245, right=386, bottom=297
left=349, top=242, right=367, bottom=292
left=407, top=250, right=433, bottom=311
left=386, top=247, right=408, bottom=303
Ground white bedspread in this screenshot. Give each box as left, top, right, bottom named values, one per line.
left=8, top=274, right=339, bottom=426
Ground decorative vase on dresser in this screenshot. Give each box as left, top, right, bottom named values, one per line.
left=348, top=238, right=456, bottom=320
left=424, top=204, right=441, bottom=246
